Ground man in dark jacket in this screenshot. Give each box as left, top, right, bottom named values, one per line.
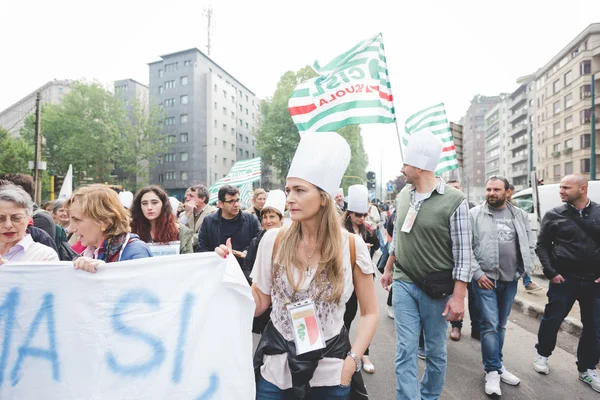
left=197, top=185, right=261, bottom=266
left=533, top=174, right=600, bottom=393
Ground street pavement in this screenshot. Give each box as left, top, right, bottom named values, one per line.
left=253, top=273, right=599, bottom=399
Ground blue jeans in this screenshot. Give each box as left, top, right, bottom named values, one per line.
left=450, top=282, right=481, bottom=332
left=392, top=280, right=449, bottom=400
left=472, top=278, right=518, bottom=372
left=522, top=273, right=532, bottom=287
left=256, top=375, right=350, bottom=400
left=536, top=277, right=600, bottom=372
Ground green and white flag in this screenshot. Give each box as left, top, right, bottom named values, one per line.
left=239, top=183, right=253, bottom=209
left=208, top=157, right=261, bottom=204
left=288, top=33, right=395, bottom=133
left=404, top=103, right=458, bottom=175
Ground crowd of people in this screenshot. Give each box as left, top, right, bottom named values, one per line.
left=0, top=127, right=598, bottom=400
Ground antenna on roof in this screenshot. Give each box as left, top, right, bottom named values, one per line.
left=203, top=5, right=213, bottom=56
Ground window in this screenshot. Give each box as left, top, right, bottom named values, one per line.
left=164, top=98, right=175, bottom=108
left=565, top=162, right=573, bottom=175
left=165, top=153, right=175, bottom=162
left=223, top=107, right=227, bottom=115
left=553, top=101, right=560, bottom=115
left=238, top=133, right=243, bottom=141
left=580, top=84, right=592, bottom=99
left=180, top=114, right=188, bottom=124
left=245, top=150, right=249, bottom=158
left=158, top=174, right=164, bottom=182
left=180, top=152, right=188, bottom=162
left=214, top=119, right=218, bottom=128
left=239, top=90, right=242, bottom=97
left=581, top=109, right=592, bottom=124
left=565, top=116, right=573, bottom=131
left=115, top=84, right=128, bottom=93
left=564, top=70, right=572, bottom=86
left=214, top=173, right=217, bottom=182
left=239, top=148, right=243, bottom=156
left=245, top=136, right=249, bottom=144
left=223, top=123, right=227, bottom=132
left=223, top=90, right=227, bottom=99
left=168, top=135, right=176, bottom=144
left=564, top=93, right=572, bottom=108
left=553, top=121, right=561, bottom=135
left=581, top=134, right=591, bottom=148
left=180, top=133, right=188, bottom=142
left=164, top=62, right=178, bottom=72
left=165, top=80, right=175, bottom=89
left=180, top=95, right=188, bottom=105
left=245, top=95, right=248, bottom=102
left=158, top=86, right=164, bottom=94
left=223, top=140, right=227, bottom=149
left=214, top=138, right=217, bottom=145
left=158, top=156, right=163, bottom=164
left=166, top=172, right=176, bottom=181
left=239, top=119, right=243, bottom=127
left=553, top=164, right=561, bottom=177
left=581, top=158, right=591, bottom=173
left=231, top=144, right=235, bottom=151
left=231, top=128, right=235, bottom=136
left=223, top=157, right=227, bottom=166
left=184, top=60, right=192, bottom=67
left=252, top=153, right=255, bottom=158
left=214, top=155, right=217, bottom=164
left=181, top=171, right=188, bottom=180
left=245, top=108, right=248, bottom=115
left=553, top=80, right=560, bottom=94
left=252, top=100, right=255, bottom=106
left=252, top=140, right=255, bottom=146
left=580, top=60, right=591, bottom=75
left=231, top=160, right=235, bottom=166
left=246, top=122, right=249, bottom=129
left=239, top=104, right=242, bottom=111
left=231, top=112, right=235, bottom=119
left=159, top=69, right=163, bottom=78
left=553, top=143, right=561, bottom=152
left=214, top=84, right=217, bottom=93
left=564, top=139, right=573, bottom=149
left=180, top=76, right=188, bottom=85
left=231, top=96, right=235, bottom=104
left=214, top=102, right=217, bottom=110
left=164, top=117, right=175, bottom=126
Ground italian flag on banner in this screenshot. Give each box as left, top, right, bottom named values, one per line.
left=288, top=33, right=396, bottom=132
left=208, top=157, right=262, bottom=204
left=404, top=103, right=459, bottom=175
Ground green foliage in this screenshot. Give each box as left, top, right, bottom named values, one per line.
left=255, top=66, right=369, bottom=189
left=0, top=127, right=34, bottom=174
left=20, top=81, right=164, bottom=192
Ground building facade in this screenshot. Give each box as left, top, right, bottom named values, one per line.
left=148, top=49, right=263, bottom=199
left=0, top=79, right=72, bottom=137
left=462, top=95, right=504, bottom=202
left=534, top=23, right=600, bottom=184
left=484, top=96, right=510, bottom=179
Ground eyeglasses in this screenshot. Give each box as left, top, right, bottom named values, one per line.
left=222, top=198, right=241, bottom=205
left=0, top=214, right=27, bottom=224
left=354, top=213, right=367, bottom=218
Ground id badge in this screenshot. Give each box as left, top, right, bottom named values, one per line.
left=401, top=206, right=419, bottom=233
left=287, top=300, right=325, bottom=355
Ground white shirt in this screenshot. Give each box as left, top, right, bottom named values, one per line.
left=251, top=228, right=373, bottom=390
left=178, top=204, right=209, bottom=225
left=2, top=234, right=59, bottom=262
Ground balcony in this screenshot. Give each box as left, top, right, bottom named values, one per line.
left=509, top=122, right=528, bottom=138
left=510, top=165, right=529, bottom=178
left=509, top=108, right=528, bottom=124
left=511, top=153, right=527, bottom=164
left=508, top=136, right=528, bottom=151
left=509, top=91, right=527, bottom=111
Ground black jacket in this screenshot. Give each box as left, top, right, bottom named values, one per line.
left=32, top=205, right=56, bottom=242
left=27, top=225, right=59, bottom=254
left=242, top=229, right=266, bottom=285
left=197, top=209, right=261, bottom=265
left=536, top=201, right=600, bottom=281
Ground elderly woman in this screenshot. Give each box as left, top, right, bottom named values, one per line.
left=65, top=184, right=152, bottom=273
left=52, top=199, right=70, bottom=231
left=0, top=184, right=59, bottom=262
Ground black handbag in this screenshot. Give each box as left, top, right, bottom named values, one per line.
left=394, top=261, right=454, bottom=299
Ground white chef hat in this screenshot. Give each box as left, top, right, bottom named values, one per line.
left=168, top=197, right=180, bottom=215
left=403, top=130, right=444, bottom=172
left=287, top=132, right=351, bottom=197
left=118, top=191, right=133, bottom=209
left=347, top=185, right=369, bottom=213
left=262, top=189, right=286, bottom=217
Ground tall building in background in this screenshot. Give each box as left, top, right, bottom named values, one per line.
left=484, top=95, right=510, bottom=179
left=506, top=75, right=536, bottom=191
left=0, top=79, right=72, bottom=137
left=462, top=95, right=504, bottom=202
left=114, top=79, right=150, bottom=188
left=148, top=48, right=266, bottom=199
left=441, top=122, right=463, bottom=181
left=534, top=23, right=600, bottom=184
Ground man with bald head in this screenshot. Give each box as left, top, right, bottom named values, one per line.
left=534, top=174, right=600, bottom=393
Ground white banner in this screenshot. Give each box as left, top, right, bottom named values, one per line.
left=0, top=253, right=255, bottom=399
left=147, top=241, right=181, bottom=257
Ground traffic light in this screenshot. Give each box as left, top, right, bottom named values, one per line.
left=366, top=171, right=376, bottom=190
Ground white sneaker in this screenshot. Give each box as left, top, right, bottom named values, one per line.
left=533, top=354, right=550, bottom=375
left=485, top=371, right=501, bottom=396
left=386, top=305, right=394, bottom=319
left=579, top=369, right=600, bottom=393
left=500, top=365, right=521, bottom=385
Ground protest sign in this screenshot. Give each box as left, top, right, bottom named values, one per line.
left=0, top=253, right=255, bottom=399
left=147, top=241, right=181, bottom=257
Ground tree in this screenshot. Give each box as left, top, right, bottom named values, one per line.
left=20, top=81, right=164, bottom=191
left=256, top=67, right=369, bottom=189
left=0, top=127, right=34, bottom=174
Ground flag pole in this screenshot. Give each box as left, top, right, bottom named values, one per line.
left=394, top=119, right=404, bottom=163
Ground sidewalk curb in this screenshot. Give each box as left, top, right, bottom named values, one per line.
left=512, top=295, right=582, bottom=337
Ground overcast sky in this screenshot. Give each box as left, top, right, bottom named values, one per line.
left=1, top=0, right=598, bottom=184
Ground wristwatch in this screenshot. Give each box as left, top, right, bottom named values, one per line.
left=347, top=351, right=361, bottom=372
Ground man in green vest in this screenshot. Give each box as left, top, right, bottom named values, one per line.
left=381, top=130, right=473, bottom=400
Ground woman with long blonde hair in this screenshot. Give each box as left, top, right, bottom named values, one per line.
left=217, top=132, right=378, bottom=399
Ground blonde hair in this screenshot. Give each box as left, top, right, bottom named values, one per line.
left=275, top=189, right=345, bottom=303
left=65, top=184, right=131, bottom=237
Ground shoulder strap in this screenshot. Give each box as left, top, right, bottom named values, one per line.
left=349, top=233, right=356, bottom=268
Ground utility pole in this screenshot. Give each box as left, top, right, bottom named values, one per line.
left=591, top=74, right=596, bottom=180
left=33, top=91, right=42, bottom=204
left=203, top=5, right=213, bottom=56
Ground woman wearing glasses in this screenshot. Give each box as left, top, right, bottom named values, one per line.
left=342, top=185, right=380, bottom=375
left=0, top=184, right=59, bottom=263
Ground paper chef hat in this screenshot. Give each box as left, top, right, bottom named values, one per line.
left=287, top=132, right=351, bottom=197
left=347, top=185, right=369, bottom=213
left=403, top=130, right=443, bottom=172
left=262, top=189, right=286, bottom=216
left=118, top=191, right=133, bottom=209
left=168, top=197, right=180, bottom=215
